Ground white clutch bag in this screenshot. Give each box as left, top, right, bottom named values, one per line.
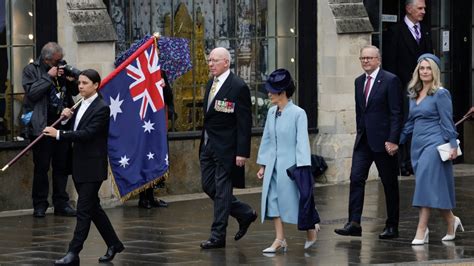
left=437, top=139, right=462, bottom=161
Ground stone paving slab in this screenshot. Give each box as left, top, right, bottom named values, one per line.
left=1, top=175, right=474, bottom=265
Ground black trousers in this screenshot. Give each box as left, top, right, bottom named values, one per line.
left=31, top=136, right=70, bottom=210
left=200, top=143, right=254, bottom=241
left=348, top=134, right=400, bottom=227
left=68, top=181, right=121, bottom=254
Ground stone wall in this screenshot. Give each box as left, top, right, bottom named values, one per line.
left=315, top=0, right=378, bottom=182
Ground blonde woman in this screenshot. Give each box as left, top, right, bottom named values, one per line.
left=400, top=54, right=463, bottom=245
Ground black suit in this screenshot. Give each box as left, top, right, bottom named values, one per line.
left=60, top=95, right=122, bottom=254
left=348, top=69, right=403, bottom=227
left=199, top=71, right=254, bottom=242
left=383, top=20, right=433, bottom=89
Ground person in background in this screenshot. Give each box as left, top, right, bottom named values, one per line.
left=137, top=71, right=173, bottom=209
left=383, top=0, right=433, bottom=176
left=334, top=45, right=403, bottom=239
left=399, top=54, right=463, bottom=245
left=44, top=69, right=124, bottom=264
left=257, top=68, right=320, bottom=253
left=22, top=42, right=77, bottom=218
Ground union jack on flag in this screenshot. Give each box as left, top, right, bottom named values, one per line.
left=126, top=45, right=165, bottom=120
left=100, top=36, right=169, bottom=201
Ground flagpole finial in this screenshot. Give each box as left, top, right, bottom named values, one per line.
left=153, top=32, right=161, bottom=38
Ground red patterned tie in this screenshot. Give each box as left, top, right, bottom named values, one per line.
left=364, top=76, right=372, bottom=106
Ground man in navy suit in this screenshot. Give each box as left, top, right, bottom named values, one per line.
left=383, top=0, right=432, bottom=176
left=335, top=45, right=403, bottom=239
left=199, top=47, right=257, bottom=249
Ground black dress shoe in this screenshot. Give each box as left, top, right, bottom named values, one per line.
left=98, top=243, right=125, bottom=262
left=138, top=199, right=152, bottom=209
left=234, top=210, right=258, bottom=241
left=54, top=206, right=77, bottom=217
left=54, top=252, right=79, bottom=265
left=200, top=239, right=226, bottom=249
left=150, top=198, right=168, bottom=208
left=334, top=222, right=362, bottom=236
left=379, top=226, right=399, bottom=239
left=33, top=208, right=46, bottom=218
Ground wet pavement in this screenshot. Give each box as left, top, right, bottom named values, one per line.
left=1, top=173, right=474, bottom=265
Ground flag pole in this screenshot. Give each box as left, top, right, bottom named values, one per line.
left=455, top=107, right=474, bottom=127
left=1, top=98, right=84, bottom=171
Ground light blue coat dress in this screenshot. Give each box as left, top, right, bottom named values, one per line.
left=257, top=101, right=311, bottom=224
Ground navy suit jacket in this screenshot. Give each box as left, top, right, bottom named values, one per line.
left=354, top=69, right=403, bottom=153
left=200, top=71, right=252, bottom=188
left=383, top=21, right=433, bottom=87
left=60, top=96, right=110, bottom=183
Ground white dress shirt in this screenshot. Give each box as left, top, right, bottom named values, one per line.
left=404, top=16, right=421, bottom=41
left=57, top=93, right=98, bottom=139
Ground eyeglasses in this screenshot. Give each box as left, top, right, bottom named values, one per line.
left=359, top=56, right=378, bottom=61
left=207, top=58, right=225, bottom=64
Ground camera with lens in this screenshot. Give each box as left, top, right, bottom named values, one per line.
left=57, top=60, right=81, bottom=79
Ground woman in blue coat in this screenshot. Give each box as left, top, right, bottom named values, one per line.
left=257, top=69, right=320, bottom=252
left=400, top=54, right=463, bottom=245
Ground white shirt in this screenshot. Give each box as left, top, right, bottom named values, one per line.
left=211, top=69, right=230, bottom=100
left=364, top=67, right=380, bottom=103
left=57, top=93, right=99, bottom=139
left=74, top=93, right=98, bottom=131
left=404, top=16, right=421, bottom=41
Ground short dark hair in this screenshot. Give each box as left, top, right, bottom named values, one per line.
left=281, top=80, right=295, bottom=98
left=80, top=69, right=101, bottom=87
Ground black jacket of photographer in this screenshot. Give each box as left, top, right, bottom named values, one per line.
left=22, top=57, right=78, bottom=137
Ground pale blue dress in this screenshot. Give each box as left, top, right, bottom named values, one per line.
left=400, top=88, right=458, bottom=209
left=257, top=101, right=311, bottom=224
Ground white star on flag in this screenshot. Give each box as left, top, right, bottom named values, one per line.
left=142, top=120, right=155, bottom=133
left=165, top=154, right=169, bottom=165
left=147, top=152, right=155, bottom=160
left=109, top=94, right=124, bottom=121
left=119, top=155, right=130, bottom=168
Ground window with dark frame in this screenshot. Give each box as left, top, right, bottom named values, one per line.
left=108, top=0, right=300, bottom=135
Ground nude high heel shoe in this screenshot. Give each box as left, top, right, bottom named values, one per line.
left=304, top=224, right=321, bottom=249
left=411, top=228, right=429, bottom=245
left=262, top=239, right=288, bottom=253
left=442, top=216, right=464, bottom=241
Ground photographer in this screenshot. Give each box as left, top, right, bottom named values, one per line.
left=22, top=42, right=78, bottom=218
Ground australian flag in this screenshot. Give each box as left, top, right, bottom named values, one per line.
left=100, top=37, right=169, bottom=201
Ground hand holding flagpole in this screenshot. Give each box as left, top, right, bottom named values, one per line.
left=1, top=98, right=84, bottom=172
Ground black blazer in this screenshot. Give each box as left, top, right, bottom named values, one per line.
left=383, top=21, right=433, bottom=87
left=60, top=96, right=110, bottom=183
left=200, top=71, right=252, bottom=188
left=354, top=69, right=403, bottom=153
